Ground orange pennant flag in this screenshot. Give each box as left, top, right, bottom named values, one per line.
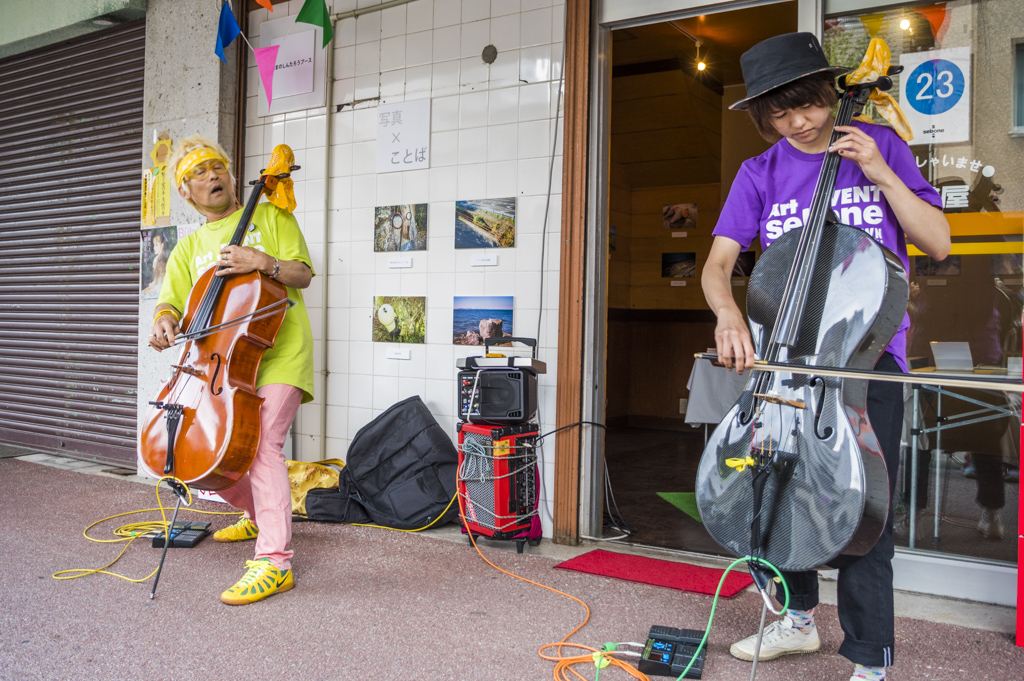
left=255, top=0, right=274, bottom=11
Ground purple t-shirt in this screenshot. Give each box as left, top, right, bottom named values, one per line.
left=713, top=121, right=942, bottom=372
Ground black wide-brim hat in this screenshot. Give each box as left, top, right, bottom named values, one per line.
left=729, top=32, right=852, bottom=111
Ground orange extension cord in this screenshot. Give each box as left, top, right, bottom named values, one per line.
left=458, top=493, right=652, bottom=681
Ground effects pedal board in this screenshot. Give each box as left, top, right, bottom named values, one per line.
left=636, top=625, right=707, bottom=679
left=152, top=521, right=212, bottom=549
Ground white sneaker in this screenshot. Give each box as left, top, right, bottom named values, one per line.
left=730, top=617, right=821, bottom=661
left=978, top=509, right=1004, bottom=541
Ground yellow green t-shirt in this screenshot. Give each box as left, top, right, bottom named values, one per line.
left=158, top=202, right=316, bottom=403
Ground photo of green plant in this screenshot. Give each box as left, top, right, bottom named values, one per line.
left=372, top=296, right=426, bottom=344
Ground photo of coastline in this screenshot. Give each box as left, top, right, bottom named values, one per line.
left=374, top=204, right=427, bottom=252
left=455, top=198, right=516, bottom=249
left=453, top=296, right=513, bottom=345
left=661, top=252, right=696, bottom=278
left=372, top=296, right=426, bottom=344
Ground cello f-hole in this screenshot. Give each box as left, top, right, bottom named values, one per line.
left=210, top=353, right=224, bottom=396
left=810, top=376, right=834, bottom=440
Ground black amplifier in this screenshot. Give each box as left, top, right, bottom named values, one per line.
left=456, top=337, right=546, bottom=426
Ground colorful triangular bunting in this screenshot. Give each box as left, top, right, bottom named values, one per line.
left=214, top=2, right=242, bottom=63
left=253, top=45, right=280, bottom=108
left=295, top=0, right=334, bottom=48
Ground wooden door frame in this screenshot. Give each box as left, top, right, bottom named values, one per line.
left=552, top=0, right=821, bottom=545
left=552, top=0, right=592, bottom=544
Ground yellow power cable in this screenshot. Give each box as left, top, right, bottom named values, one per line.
left=52, top=476, right=238, bottom=583
left=342, top=492, right=459, bottom=533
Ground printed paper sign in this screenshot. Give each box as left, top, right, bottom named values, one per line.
left=272, top=29, right=315, bottom=98
left=376, top=99, right=431, bottom=173
left=899, top=46, right=971, bottom=145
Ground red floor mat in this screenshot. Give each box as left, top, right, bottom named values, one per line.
left=555, top=549, right=753, bottom=597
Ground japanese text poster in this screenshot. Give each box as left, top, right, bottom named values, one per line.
left=376, top=98, right=430, bottom=173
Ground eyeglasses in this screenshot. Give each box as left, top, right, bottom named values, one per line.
left=187, top=161, right=228, bottom=181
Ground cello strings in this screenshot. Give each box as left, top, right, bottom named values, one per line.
left=751, top=86, right=859, bottom=413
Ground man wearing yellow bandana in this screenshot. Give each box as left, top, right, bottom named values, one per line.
left=149, top=135, right=315, bottom=606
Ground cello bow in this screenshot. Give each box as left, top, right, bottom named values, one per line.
left=695, top=353, right=1024, bottom=393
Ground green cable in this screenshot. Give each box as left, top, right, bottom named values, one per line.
left=673, top=556, right=790, bottom=681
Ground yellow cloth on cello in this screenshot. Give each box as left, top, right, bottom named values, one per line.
left=175, top=147, right=229, bottom=187
left=264, top=144, right=297, bottom=214
left=845, top=37, right=914, bottom=142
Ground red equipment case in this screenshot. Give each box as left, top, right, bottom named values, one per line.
left=457, top=422, right=541, bottom=553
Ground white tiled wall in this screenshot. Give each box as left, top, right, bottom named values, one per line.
left=244, top=0, right=565, bottom=532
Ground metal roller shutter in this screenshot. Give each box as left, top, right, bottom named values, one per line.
left=0, top=21, right=145, bottom=467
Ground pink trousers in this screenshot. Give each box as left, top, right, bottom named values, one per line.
left=217, top=384, right=302, bottom=571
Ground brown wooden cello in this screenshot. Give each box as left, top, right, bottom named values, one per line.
left=138, top=146, right=298, bottom=491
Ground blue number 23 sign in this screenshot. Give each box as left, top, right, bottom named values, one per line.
left=905, top=58, right=965, bottom=116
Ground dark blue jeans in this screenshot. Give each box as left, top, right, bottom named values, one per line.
left=779, top=352, right=903, bottom=668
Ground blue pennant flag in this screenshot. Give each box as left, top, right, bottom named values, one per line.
left=215, top=2, right=242, bottom=62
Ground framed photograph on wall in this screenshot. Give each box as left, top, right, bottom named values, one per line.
left=453, top=296, right=514, bottom=346
left=373, top=296, right=426, bottom=344
left=374, top=204, right=428, bottom=252
left=915, top=255, right=961, bottom=277
left=732, top=251, right=756, bottom=277
left=662, top=203, right=697, bottom=230
left=455, top=198, right=516, bottom=248
left=661, top=252, right=696, bottom=278
left=991, top=254, right=1022, bottom=276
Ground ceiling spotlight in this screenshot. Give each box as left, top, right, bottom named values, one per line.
left=900, top=18, right=911, bottom=30
left=697, top=61, right=706, bottom=71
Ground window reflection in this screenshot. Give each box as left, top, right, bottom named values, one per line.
left=825, top=0, right=1022, bottom=565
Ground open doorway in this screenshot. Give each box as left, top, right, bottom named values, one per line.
left=602, top=3, right=798, bottom=553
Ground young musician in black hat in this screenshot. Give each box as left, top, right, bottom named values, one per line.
left=702, top=32, right=950, bottom=681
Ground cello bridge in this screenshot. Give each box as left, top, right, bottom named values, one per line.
left=753, top=393, right=806, bottom=409
left=172, top=364, right=205, bottom=379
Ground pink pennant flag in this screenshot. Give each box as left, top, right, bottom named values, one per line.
left=253, top=45, right=280, bottom=108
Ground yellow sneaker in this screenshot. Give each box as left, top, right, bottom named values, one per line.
left=219, top=559, right=293, bottom=605
left=213, top=517, right=259, bottom=543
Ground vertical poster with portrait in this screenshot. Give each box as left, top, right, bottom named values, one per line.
left=140, top=226, right=178, bottom=299
left=453, top=296, right=513, bottom=345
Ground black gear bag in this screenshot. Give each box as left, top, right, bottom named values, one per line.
left=303, top=396, right=459, bottom=529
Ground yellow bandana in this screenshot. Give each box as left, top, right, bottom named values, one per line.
left=845, top=37, right=914, bottom=142
left=175, top=147, right=229, bottom=187
left=262, top=144, right=297, bottom=214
